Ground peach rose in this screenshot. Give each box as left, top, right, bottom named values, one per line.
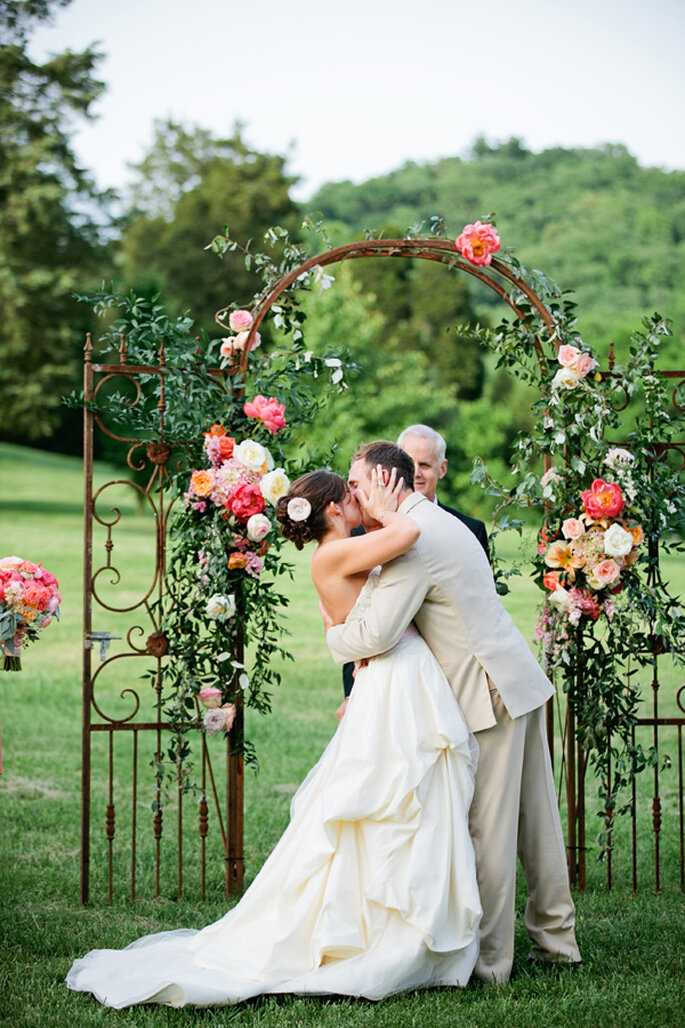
left=558, top=344, right=581, bottom=368
left=190, top=469, right=214, bottom=497
left=561, top=518, right=585, bottom=540
left=576, top=352, right=597, bottom=378
left=587, top=559, right=621, bottom=589
left=228, top=552, right=247, bottom=570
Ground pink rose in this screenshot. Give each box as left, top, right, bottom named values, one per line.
left=228, top=310, right=253, bottom=332
left=455, top=220, right=501, bottom=266
left=569, top=588, right=601, bottom=620
left=558, top=344, right=580, bottom=368
left=220, top=332, right=261, bottom=358
left=198, top=687, right=223, bottom=709
left=561, top=518, right=585, bottom=540
left=576, top=352, right=597, bottom=379
left=243, top=395, right=286, bottom=434
left=230, top=482, right=266, bottom=522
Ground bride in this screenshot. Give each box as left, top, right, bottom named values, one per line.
left=67, top=467, right=481, bottom=1008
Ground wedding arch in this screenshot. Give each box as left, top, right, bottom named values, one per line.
left=79, top=223, right=685, bottom=903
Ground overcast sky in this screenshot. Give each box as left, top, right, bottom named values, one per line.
left=32, top=0, right=685, bottom=201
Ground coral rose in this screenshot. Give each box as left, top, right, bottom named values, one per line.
left=455, top=221, right=501, bottom=266
left=230, top=483, right=266, bottom=521
left=581, top=478, right=624, bottom=520
left=542, top=571, right=562, bottom=591
left=228, top=552, right=247, bottom=570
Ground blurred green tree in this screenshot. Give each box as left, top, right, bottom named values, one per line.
left=0, top=0, right=113, bottom=444
left=120, top=121, right=300, bottom=335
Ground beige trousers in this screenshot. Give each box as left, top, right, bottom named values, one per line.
left=469, top=684, right=581, bottom=983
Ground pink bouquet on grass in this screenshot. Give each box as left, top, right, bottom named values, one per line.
left=0, top=556, right=62, bottom=671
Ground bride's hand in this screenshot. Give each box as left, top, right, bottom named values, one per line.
left=358, top=465, right=405, bottom=524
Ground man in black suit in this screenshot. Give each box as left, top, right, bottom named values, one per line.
left=341, top=424, right=489, bottom=698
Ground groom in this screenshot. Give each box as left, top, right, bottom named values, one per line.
left=327, top=440, right=580, bottom=983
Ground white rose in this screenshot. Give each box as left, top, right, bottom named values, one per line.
left=549, top=587, right=572, bottom=613
left=246, top=513, right=271, bottom=541
left=205, top=594, right=236, bottom=621
left=260, top=468, right=290, bottom=505
left=602, top=523, right=633, bottom=558
left=552, top=367, right=580, bottom=390
left=604, top=447, right=634, bottom=469
left=233, top=439, right=269, bottom=473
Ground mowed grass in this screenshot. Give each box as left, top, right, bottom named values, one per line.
left=1, top=441, right=684, bottom=1027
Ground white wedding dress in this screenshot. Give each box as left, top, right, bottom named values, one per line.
left=67, top=570, right=481, bottom=1008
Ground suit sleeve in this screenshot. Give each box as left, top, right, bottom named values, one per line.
left=327, top=546, right=428, bottom=665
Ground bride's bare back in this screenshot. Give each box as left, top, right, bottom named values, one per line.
left=311, top=466, right=419, bottom=626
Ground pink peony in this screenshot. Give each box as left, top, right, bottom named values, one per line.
left=243, top=395, right=286, bottom=434
left=455, top=221, right=501, bottom=266
left=558, top=345, right=581, bottom=368
left=561, top=518, right=585, bottom=540
left=198, top=687, right=223, bottom=709
left=581, top=478, right=625, bottom=520
left=228, top=309, right=253, bottom=332
left=230, top=482, right=266, bottom=522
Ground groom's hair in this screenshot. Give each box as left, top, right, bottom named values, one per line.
left=353, top=441, right=415, bottom=491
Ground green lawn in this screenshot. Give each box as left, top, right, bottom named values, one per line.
left=1, top=441, right=684, bottom=1027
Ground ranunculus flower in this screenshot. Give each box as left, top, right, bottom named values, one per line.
left=228, top=309, right=253, bottom=332
left=552, top=366, right=581, bottom=390
left=542, top=571, right=562, bottom=591
left=576, top=352, right=597, bottom=378
left=233, top=439, right=270, bottom=474
left=581, top=478, right=624, bottom=520
left=587, top=559, right=621, bottom=590
left=561, top=518, right=585, bottom=540
left=243, top=394, right=286, bottom=434
left=190, top=469, right=214, bottom=497
left=259, top=468, right=290, bottom=506
left=230, top=482, right=266, bottom=521
left=455, top=221, right=501, bottom=266
left=558, top=344, right=581, bottom=368
left=246, top=513, right=271, bottom=541
left=198, top=687, right=222, bottom=709
left=228, top=552, right=247, bottom=570
left=602, top=523, right=634, bottom=558
left=205, top=594, right=236, bottom=621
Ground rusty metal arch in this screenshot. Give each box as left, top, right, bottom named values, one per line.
left=216, top=238, right=559, bottom=374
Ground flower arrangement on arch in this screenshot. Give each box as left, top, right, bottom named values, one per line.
left=0, top=556, right=62, bottom=671
left=535, top=457, right=644, bottom=663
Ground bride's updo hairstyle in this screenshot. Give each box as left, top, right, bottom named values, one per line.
left=276, top=471, right=348, bottom=550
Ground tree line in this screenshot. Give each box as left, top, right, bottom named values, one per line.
left=2, top=0, right=683, bottom=514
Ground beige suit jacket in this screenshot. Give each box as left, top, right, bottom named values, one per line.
left=327, top=493, right=553, bottom=733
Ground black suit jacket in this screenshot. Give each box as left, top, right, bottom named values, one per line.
left=341, top=501, right=489, bottom=697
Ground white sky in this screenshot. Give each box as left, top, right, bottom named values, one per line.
left=32, top=0, right=685, bottom=201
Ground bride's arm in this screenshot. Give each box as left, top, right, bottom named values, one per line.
left=317, top=468, right=420, bottom=579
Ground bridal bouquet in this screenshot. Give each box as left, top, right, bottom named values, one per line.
left=0, top=556, right=62, bottom=670
left=535, top=453, right=643, bottom=660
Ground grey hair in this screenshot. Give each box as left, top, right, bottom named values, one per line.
left=397, top=424, right=447, bottom=464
